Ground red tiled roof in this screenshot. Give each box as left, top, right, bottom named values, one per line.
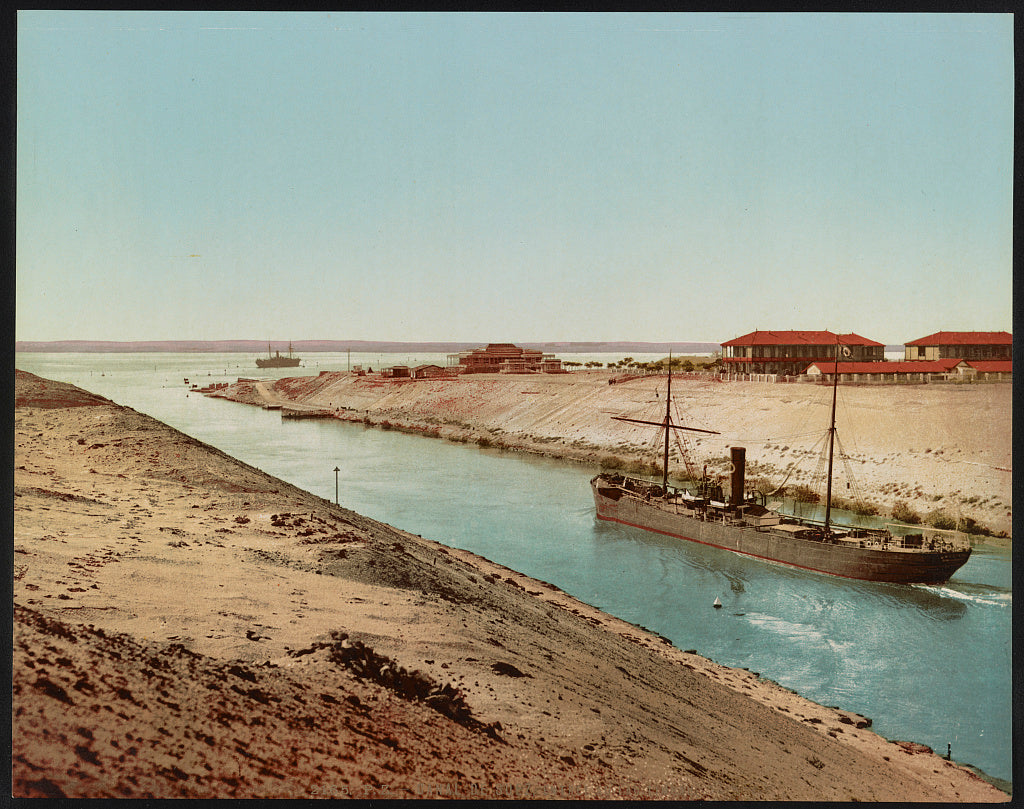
left=964, top=360, right=1012, bottom=373
left=804, top=360, right=965, bottom=374
left=721, top=330, right=884, bottom=347
left=722, top=356, right=839, bottom=364
left=904, top=331, right=1012, bottom=346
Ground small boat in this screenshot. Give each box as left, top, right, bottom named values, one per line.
left=280, top=407, right=333, bottom=419
left=256, top=342, right=301, bottom=368
left=713, top=597, right=722, bottom=609
left=591, top=351, right=971, bottom=584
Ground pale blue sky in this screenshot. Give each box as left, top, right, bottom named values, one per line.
left=16, top=12, right=1014, bottom=345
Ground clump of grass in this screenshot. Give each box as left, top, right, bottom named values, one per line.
left=790, top=484, right=819, bottom=503
left=959, top=517, right=994, bottom=537
left=599, top=454, right=626, bottom=470
left=850, top=500, right=880, bottom=516
left=830, top=495, right=877, bottom=515
left=891, top=500, right=922, bottom=524
left=626, top=460, right=660, bottom=476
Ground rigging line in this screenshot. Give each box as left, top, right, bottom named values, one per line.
left=833, top=433, right=860, bottom=500
left=766, top=431, right=829, bottom=496
left=805, top=432, right=831, bottom=501
left=834, top=384, right=863, bottom=459
left=765, top=457, right=804, bottom=495
left=727, top=430, right=826, bottom=444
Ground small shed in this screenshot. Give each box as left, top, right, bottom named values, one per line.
left=411, top=364, right=445, bottom=379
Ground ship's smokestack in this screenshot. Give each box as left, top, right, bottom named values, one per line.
left=730, top=446, right=746, bottom=507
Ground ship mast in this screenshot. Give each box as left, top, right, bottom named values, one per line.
left=663, top=354, right=672, bottom=490
left=610, top=352, right=719, bottom=489
left=823, top=338, right=840, bottom=534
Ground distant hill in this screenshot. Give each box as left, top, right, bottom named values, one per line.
left=15, top=340, right=723, bottom=354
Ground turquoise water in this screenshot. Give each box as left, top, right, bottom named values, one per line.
left=15, top=353, right=1013, bottom=784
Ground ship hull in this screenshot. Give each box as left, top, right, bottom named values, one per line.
left=592, top=477, right=970, bottom=584
left=255, top=357, right=301, bottom=368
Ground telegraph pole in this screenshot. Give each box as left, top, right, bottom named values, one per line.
left=333, top=466, right=340, bottom=505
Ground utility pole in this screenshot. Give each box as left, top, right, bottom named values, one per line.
left=333, top=466, right=340, bottom=505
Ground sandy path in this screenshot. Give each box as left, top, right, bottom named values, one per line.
left=13, top=370, right=1008, bottom=800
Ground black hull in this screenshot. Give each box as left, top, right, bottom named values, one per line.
left=592, top=477, right=970, bottom=585
left=256, top=358, right=301, bottom=368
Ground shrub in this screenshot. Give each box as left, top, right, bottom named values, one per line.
left=959, top=517, right=993, bottom=537
left=850, top=500, right=880, bottom=517
left=891, top=500, right=922, bottom=524
left=599, top=455, right=626, bottom=470
left=625, top=459, right=659, bottom=476
left=925, top=509, right=957, bottom=530
left=790, top=485, right=819, bottom=503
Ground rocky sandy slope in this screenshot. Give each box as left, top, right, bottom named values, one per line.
left=13, top=370, right=1008, bottom=800
left=214, top=370, right=1012, bottom=537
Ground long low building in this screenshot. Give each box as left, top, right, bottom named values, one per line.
left=805, top=358, right=1011, bottom=383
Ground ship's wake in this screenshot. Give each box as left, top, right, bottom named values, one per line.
left=914, top=582, right=1011, bottom=608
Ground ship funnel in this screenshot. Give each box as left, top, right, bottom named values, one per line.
left=730, top=446, right=746, bottom=507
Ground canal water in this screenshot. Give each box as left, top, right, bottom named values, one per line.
left=15, top=353, right=1013, bottom=785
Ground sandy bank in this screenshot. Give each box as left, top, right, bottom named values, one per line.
left=13, top=370, right=1008, bottom=800
left=213, top=369, right=1011, bottom=537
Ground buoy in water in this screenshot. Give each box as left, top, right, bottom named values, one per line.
left=713, top=597, right=722, bottom=609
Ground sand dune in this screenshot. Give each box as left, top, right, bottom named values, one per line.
left=13, top=370, right=1007, bottom=800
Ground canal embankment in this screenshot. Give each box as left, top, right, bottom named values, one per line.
left=213, top=370, right=1012, bottom=538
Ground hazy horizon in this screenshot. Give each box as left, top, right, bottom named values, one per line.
left=17, top=12, right=1013, bottom=347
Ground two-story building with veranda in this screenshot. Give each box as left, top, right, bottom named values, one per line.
left=903, top=331, right=1012, bottom=361
left=447, top=343, right=563, bottom=374
left=721, top=330, right=885, bottom=376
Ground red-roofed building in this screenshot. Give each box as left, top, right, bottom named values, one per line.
left=447, top=343, right=563, bottom=374
left=720, top=330, right=884, bottom=375
left=805, top=357, right=1011, bottom=383
left=962, top=360, right=1012, bottom=381
left=904, top=331, right=1012, bottom=361
left=805, top=358, right=965, bottom=383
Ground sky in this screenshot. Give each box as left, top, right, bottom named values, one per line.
left=16, top=11, right=1014, bottom=346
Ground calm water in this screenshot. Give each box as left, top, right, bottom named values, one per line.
left=15, top=353, right=1013, bottom=784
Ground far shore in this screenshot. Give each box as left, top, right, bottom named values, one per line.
left=210, top=369, right=1012, bottom=538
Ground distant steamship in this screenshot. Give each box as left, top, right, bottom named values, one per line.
left=256, top=342, right=301, bottom=369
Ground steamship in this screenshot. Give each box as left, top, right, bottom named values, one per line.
left=256, top=342, right=301, bottom=369
left=590, top=358, right=971, bottom=584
